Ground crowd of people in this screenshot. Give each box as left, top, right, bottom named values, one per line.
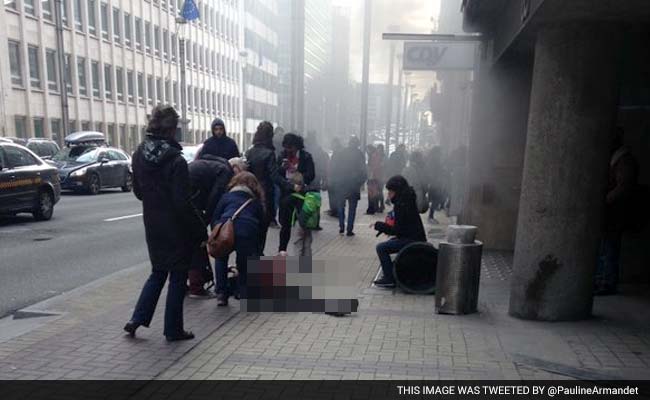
left=122, top=104, right=453, bottom=341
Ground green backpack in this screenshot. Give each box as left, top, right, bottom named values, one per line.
left=291, top=192, right=322, bottom=230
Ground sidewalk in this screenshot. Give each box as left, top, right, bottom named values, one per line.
left=0, top=196, right=649, bottom=382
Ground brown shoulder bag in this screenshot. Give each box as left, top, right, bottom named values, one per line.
left=207, top=199, right=253, bottom=258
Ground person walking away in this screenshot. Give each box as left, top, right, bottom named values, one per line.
left=403, top=151, right=429, bottom=214
left=595, top=128, right=641, bottom=296
left=385, top=144, right=408, bottom=205
left=330, top=136, right=367, bottom=236
left=425, top=146, right=444, bottom=223
left=211, top=172, right=265, bottom=306
left=198, top=118, right=240, bottom=160
left=327, top=138, right=343, bottom=218
left=124, top=105, right=206, bottom=341
left=277, top=133, right=315, bottom=256
left=372, top=175, right=427, bottom=288
left=245, top=121, right=293, bottom=254
left=367, top=144, right=386, bottom=214
left=187, top=154, right=234, bottom=298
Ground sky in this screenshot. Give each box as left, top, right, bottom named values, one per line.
left=332, top=0, right=443, bottom=97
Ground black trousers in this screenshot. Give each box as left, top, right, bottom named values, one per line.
left=278, top=194, right=300, bottom=252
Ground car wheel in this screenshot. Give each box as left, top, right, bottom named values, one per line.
left=121, top=172, right=133, bottom=192
left=33, top=190, right=54, bottom=221
left=87, top=173, right=101, bottom=195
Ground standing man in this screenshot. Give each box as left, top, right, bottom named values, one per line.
left=330, top=136, right=367, bottom=236
left=327, top=138, right=343, bottom=218
left=198, top=118, right=240, bottom=160
left=124, top=105, right=206, bottom=341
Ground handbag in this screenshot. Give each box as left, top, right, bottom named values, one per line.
left=207, top=198, right=253, bottom=258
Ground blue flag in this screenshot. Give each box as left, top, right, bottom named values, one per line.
left=181, top=0, right=200, bottom=21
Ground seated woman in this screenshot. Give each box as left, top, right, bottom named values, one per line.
left=372, top=175, right=427, bottom=288
left=212, top=172, right=265, bottom=306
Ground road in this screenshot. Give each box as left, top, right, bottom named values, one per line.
left=0, top=189, right=147, bottom=318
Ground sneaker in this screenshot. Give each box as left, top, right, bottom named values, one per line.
left=346, top=231, right=355, bottom=237
left=189, top=289, right=216, bottom=299
left=216, top=293, right=229, bottom=306
left=373, top=277, right=396, bottom=288
left=339, top=228, right=344, bottom=235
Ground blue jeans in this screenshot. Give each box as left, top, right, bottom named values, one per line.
left=216, top=235, right=260, bottom=299
left=338, top=197, right=358, bottom=234
left=130, top=269, right=188, bottom=337
left=595, top=235, right=621, bottom=290
left=376, top=238, right=414, bottom=282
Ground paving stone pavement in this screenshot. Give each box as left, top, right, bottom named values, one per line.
left=0, top=197, right=649, bottom=382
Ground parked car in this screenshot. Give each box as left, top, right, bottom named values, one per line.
left=1, top=137, right=27, bottom=146
left=26, top=139, right=60, bottom=159
left=0, top=142, right=61, bottom=221
left=181, top=144, right=203, bottom=163
left=49, top=132, right=132, bottom=195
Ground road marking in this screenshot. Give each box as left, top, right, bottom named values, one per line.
left=104, top=213, right=142, bottom=222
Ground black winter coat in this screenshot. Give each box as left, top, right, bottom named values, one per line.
left=133, top=136, right=207, bottom=271
left=277, top=150, right=316, bottom=194
left=246, top=144, right=292, bottom=195
left=330, top=146, right=367, bottom=200
left=374, top=188, right=427, bottom=242
left=188, top=155, right=234, bottom=222
left=199, top=135, right=240, bottom=160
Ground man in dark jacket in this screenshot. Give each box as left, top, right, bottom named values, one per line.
left=124, top=104, right=206, bottom=341
left=198, top=118, right=240, bottom=160
left=245, top=121, right=293, bottom=254
left=330, top=136, right=367, bottom=236
left=327, top=138, right=343, bottom=217
left=186, top=154, right=234, bottom=298
left=277, top=133, right=315, bottom=255
left=372, top=175, right=427, bottom=288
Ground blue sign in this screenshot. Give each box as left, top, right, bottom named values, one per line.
left=180, top=0, right=200, bottom=21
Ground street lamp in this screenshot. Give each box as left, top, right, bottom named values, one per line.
left=176, top=17, right=189, bottom=143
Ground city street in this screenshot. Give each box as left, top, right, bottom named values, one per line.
left=0, top=190, right=147, bottom=318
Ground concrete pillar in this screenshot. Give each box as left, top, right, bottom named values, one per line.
left=509, top=24, right=622, bottom=321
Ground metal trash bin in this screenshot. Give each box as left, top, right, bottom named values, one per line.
left=435, top=225, right=483, bottom=315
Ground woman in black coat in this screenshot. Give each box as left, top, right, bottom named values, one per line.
left=124, top=105, right=207, bottom=341
left=245, top=121, right=293, bottom=253
left=372, top=175, right=427, bottom=288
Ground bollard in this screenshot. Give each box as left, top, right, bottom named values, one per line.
left=435, top=225, right=483, bottom=315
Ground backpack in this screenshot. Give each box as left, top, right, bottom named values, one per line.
left=291, top=192, right=322, bottom=230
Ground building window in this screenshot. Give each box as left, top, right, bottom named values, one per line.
left=107, top=124, right=116, bottom=147
left=28, top=45, right=42, bottom=89
left=95, top=122, right=103, bottom=133
left=192, top=43, right=198, bottom=68
left=33, top=118, right=45, bottom=138
left=100, top=2, right=109, bottom=40
left=123, top=13, right=132, bottom=47
left=170, top=33, right=177, bottom=63
left=51, top=119, right=62, bottom=143
left=24, top=0, right=36, bottom=17
left=8, top=40, right=23, bottom=86
left=137, top=72, right=144, bottom=105
left=129, top=125, right=138, bottom=151
left=74, top=0, right=84, bottom=32
left=5, top=0, right=17, bottom=11
left=15, top=116, right=27, bottom=139
left=104, top=64, right=113, bottom=99
left=81, top=121, right=91, bottom=131
left=135, top=18, right=142, bottom=51
left=173, top=81, right=178, bottom=107
left=91, top=60, right=100, bottom=97
left=69, top=119, right=78, bottom=134
left=46, top=49, right=58, bottom=91
left=42, top=0, right=53, bottom=21
left=162, top=29, right=169, bottom=58
left=119, top=124, right=127, bottom=150
left=145, top=22, right=151, bottom=54
left=165, top=80, right=171, bottom=104
left=88, top=0, right=97, bottom=36
left=64, top=54, right=73, bottom=94
left=147, top=75, right=154, bottom=105
left=116, top=67, right=124, bottom=102
left=77, top=56, right=87, bottom=96
left=194, top=87, right=199, bottom=112
left=112, top=8, right=121, bottom=44
left=154, top=26, right=160, bottom=57
left=61, top=0, right=71, bottom=27
left=187, top=85, right=192, bottom=112
left=127, top=70, right=134, bottom=103
left=156, top=78, right=162, bottom=104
